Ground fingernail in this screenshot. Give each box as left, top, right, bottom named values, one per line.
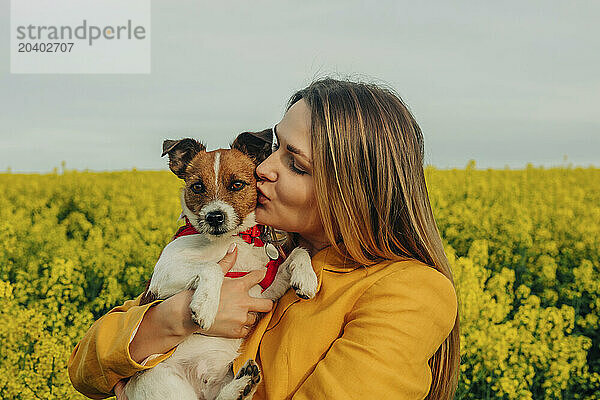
left=227, top=243, right=237, bottom=254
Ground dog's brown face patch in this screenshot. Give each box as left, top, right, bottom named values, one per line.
left=182, top=151, right=218, bottom=214
left=216, top=149, right=258, bottom=218
left=182, top=149, right=257, bottom=233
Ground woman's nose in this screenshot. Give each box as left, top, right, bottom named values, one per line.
left=256, top=154, right=277, bottom=182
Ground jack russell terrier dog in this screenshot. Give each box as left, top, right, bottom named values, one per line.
left=123, top=130, right=318, bottom=400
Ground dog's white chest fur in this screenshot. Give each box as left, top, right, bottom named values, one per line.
left=149, top=235, right=270, bottom=300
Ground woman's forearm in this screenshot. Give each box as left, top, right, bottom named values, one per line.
left=129, top=291, right=198, bottom=363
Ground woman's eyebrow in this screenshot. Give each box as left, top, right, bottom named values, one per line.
left=274, top=124, right=311, bottom=162
left=286, top=143, right=310, bottom=163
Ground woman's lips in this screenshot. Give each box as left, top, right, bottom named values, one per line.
left=258, top=193, right=269, bottom=204
left=257, top=187, right=270, bottom=204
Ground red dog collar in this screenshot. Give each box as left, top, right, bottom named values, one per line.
left=172, top=217, right=284, bottom=292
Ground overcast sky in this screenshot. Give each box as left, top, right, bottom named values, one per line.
left=1, top=0, right=598, bottom=173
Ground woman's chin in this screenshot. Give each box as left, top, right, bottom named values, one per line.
left=255, top=205, right=285, bottom=230
left=254, top=204, right=269, bottom=225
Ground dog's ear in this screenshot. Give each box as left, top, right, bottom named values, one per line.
left=231, top=128, right=273, bottom=165
left=162, top=138, right=206, bottom=179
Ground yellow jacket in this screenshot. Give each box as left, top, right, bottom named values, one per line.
left=68, top=246, right=458, bottom=399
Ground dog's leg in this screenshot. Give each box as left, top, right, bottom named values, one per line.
left=124, top=364, right=198, bottom=400
left=215, top=359, right=261, bottom=400
left=260, top=247, right=317, bottom=300
left=287, top=247, right=318, bottom=299
left=259, top=263, right=291, bottom=300
left=187, top=262, right=224, bottom=330
left=150, top=248, right=221, bottom=301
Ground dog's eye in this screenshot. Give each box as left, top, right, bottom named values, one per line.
left=228, top=181, right=246, bottom=191
left=190, top=182, right=205, bottom=194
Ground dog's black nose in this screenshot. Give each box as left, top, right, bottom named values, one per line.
left=206, top=211, right=225, bottom=227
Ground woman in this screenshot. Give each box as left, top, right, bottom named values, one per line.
left=68, top=78, right=460, bottom=399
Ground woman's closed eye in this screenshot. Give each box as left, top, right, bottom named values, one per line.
left=288, top=156, right=307, bottom=175
left=272, top=141, right=307, bottom=175
left=272, top=142, right=304, bottom=174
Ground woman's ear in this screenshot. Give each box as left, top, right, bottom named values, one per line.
left=162, top=138, right=206, bottom=179
left=231, top=128, right=273, bottom=165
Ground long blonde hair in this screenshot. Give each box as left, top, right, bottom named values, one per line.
left=287, top=78, right=460, bottom=400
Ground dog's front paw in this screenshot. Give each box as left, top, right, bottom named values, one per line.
left=289, top=248, right=318, bottom=299
left=189, top=286, right=220, bottom=330
left=189, top=265, right=223, bottom=330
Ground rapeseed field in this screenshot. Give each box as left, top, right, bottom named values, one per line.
left=0, top=166, right=598, bottom=399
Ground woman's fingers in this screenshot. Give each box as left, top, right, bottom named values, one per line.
left=249, top=297, right=275, bottom=313
left=239, top=325, right=252, bottom=337
left=245, top=311, right=258, bottom=326
left=238, top=270, right=274, bottom=312
left=217, top=243, right=238, bottom=274
left=240, top=269, right=268, bottom=290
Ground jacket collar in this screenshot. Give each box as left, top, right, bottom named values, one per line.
left=309, top=244, right=363, bottom=292
left=311, top=244, right=360, bottom=270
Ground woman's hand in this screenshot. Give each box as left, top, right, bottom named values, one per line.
left=129, top=244, right=275, bottom=364
left=163, top=243, right=275, bottom=338
left=198, top=243, right=275, bottom=338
